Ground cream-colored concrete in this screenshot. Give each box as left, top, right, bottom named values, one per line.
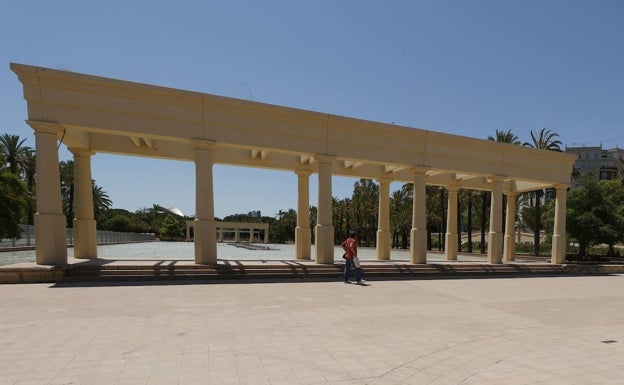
left=315, top=156, right=334, bottom=264
left=71, top=148, right=97, bottom=259
left=444, top=184, right=459, bottom=261
left=11, top=64, right=577, bottom=266
left=31, top=122, right=67, bottom=265
left=295, top=170, right=311, bottom=259
left=410, top=169, right=428, bottom=264
left=186, top=221, right=269, bottom=243
left=3, top=276, right=624, bottom=384
left=503, top=192, right=518, bottom=261
left=376, top=178, right=391, bottom=260
left=193, top=143, right=216, bottom=264
left=551, top=186, right=568, bottom=264
left=487, top=179, right=504, bottom=264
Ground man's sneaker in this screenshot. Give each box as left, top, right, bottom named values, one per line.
left=344, top=280, right=352, bottom=284
left=357, top=279, right=366, bottom=285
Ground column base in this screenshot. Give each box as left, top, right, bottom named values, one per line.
left=295, top=226, right=311, bottom=260
left=487, top=232, right=503, bottom=264
left=503, top=234, right=515, bottom=262
left=410, top=228, right=427, bottom=264
left=551, top=234, right=566, bottom=264
left=376, top=230, right=391, bottom=260
left=315, top=224, right=334, bottom=264
left=73, top=218, right=97, bottom=259
left=445, top=233, right=458, bottom=260
left=194, top=219, right=217, bottom=265
left=34, top=213, right=67, bottom=265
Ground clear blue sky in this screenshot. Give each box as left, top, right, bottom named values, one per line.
left=1, top=0, right=623, bottom=219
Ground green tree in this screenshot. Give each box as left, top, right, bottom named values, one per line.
left=105, top=214, right=132, bottom=232
left=0, top=170, right=27, bottom=240
left=159, top=214, right=185, bottom=241
left=548, top=179, right=624, bottom=257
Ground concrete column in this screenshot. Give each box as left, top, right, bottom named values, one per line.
left=410, top=168, right=428, bottom=264
left=264, top=226, right=269, bottom=243
left=249, top=227, right=254, bottom=242
left=376, top=178, right=391, bottom=260
left=70, top=148, right=97, bottom=259
left=295, top=170, right=312, bottom=259
left=315, top=155, right=334, bottom=264
left=185, top=221, right=191, bottom=241
left=234, top=228, right=240, bottom=242
left=551, top=185, right=568, bottom=264
left=193, top=142, right=217, bottom=264
left=503, top=192, right=518, bottom=261
left=30, top=122, right=67, bottom=265
left=445, top=185, right=459, bottom=261
left=487, top=178, right=504, bottom=264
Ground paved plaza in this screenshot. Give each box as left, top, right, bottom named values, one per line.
left=1, top=274, right=624, bottom=385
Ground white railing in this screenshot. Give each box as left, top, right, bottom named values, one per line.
left=0, top=225, right=155, bottom=248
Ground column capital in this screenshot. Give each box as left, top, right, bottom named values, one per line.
left=315, top=154, right=336, bottom=165
left=191, top=139, right=216, bottom=152
left=377, top=177, right=392, bottom=185
left=68, top=147, right=95, bottom=158
left=553, top=184, right=570, bottom=191
left=504, top=190, right=518, bottom=198
left=27, top=120, right=64, bottom=137
left=295, top=169, right=312, bottom=177
left=410, top=165, right=429, bottom=175
left=446, top=184, right=460, bottom=192
left=488, top=175, right=506, bottom=184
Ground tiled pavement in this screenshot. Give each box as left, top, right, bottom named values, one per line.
left=1, top=275, right=624, bottom=384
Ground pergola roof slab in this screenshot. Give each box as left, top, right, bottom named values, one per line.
left=11, top=63, right=576, bottom=193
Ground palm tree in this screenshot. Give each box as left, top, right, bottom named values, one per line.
left=92, top=183, right=112, bottom=223
left=458, top=188, right=476, bottom=252
left=0, top=134, right=33, bottom=176
left=352, top=179, right=378, bottom=246
left=22, top=150, right=36, bottom=225
left=333, top=197, right=352, bottom=243
left=523, top=128, right=563, bottom=151
left=424, top=185, right=443, bottom=251
left=487, top=129, right=521, bottom=145
left=59, top=160, right=75, bottom=227
left=390, top=186, right=412, bottom=249
left=485, top=129, right=521, bottom=253
left=522, top=128, right=563, bottom=256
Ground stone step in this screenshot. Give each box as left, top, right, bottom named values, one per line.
left=61, top=263, right=568, bottom=283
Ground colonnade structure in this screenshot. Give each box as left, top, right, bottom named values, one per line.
left=11, top=63, right=577, bottom=266
left=185, top=221, right=269, bottom=243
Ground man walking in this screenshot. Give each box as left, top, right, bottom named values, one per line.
left=341, top=231, right=364, bottom=284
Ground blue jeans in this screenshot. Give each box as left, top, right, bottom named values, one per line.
left=343, top=259, right=362, bottom=282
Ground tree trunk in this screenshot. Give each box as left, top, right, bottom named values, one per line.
left=534, top=190, right=541, bottom=256
left=480, top=191, right=487, bottom=254
left=440, top=189, right=445, bottom=251
left=457, top=193, right=462, bottom=252
left=467, top=194, right=473, bottom=253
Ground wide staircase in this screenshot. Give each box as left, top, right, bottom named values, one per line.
left=61, top=261, right=570, bottom=283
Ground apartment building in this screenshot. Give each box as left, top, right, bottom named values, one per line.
left=565, top=145, right=624, bottom=187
